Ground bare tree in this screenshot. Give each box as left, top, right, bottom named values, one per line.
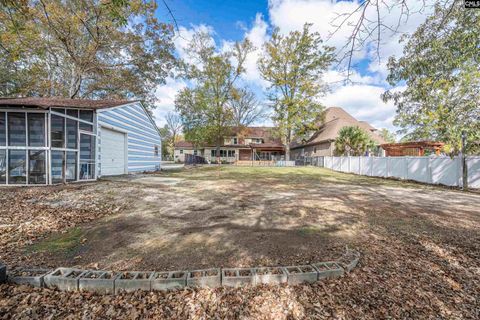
left=328, top=0, right=456, bottom=79
left=165, top=112, right=183, bottom=151
left=229, top=88, right=266, bottom=127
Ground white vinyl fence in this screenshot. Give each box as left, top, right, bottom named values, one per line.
left=322, top=156, right=480, bottom=189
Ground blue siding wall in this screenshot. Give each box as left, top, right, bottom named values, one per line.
left=97, top=102, right=161, bottom=175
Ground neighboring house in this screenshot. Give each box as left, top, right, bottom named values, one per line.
left=174, top=127, right=285, bottom=163
left=290, top=107, right=386, bottom=159
left=0, top=97, right=161, bottom=185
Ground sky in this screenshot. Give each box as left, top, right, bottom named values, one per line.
left=153, top=0, right=433, bottom=133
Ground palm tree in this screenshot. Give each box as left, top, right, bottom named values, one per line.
left=335, top=126, right=375, bottom=156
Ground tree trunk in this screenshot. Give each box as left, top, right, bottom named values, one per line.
left=285, top=129, right=291, bottom=161
left=285, top=143, right=290, bottom=161
left=216, top=144, right=220, bottom=164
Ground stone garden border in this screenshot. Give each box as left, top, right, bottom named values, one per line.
left=1, top=250, right=360, bottom=294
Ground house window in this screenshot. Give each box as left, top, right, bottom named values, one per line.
left=233, top=138, right=238, bottom=144
left=154, top=145, right=159, bottom=157
left=228, top=150, right=235, bottom=157
left=211, top=150, right=216, bottom=157
left=180, top=149, right=183, bottom=154
left=193, top=150, right=197, bottom=156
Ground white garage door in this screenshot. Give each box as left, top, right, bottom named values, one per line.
left=101, top=127, right=126, bottom=176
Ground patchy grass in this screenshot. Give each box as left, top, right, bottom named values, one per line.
left=296, top=225, right=324, bottom=236
left=29, top=227, right=84, bottom=254
left=1, top=165, right=480, bottom=318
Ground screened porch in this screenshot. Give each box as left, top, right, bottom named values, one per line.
left=0, top=107, right=97, bottom=185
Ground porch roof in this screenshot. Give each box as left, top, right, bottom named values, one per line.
left=250, top=142, right=285, bottom=151
left=0, top=97, right=137, bottom=110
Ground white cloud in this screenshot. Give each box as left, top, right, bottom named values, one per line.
left=153, top=77, right=187, bottom=127
left=241, top=13, right=270, bottom=88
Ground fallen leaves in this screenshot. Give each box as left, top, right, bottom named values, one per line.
left=0, top=184, right=124, bottom=267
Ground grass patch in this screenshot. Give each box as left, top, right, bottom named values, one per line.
left=163, top=165, right=432, bottom=190
left=297, top=225, right=323, bottom=236
left=30, top=227, right=84, bottom=254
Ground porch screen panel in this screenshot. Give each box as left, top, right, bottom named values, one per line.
left=28, top=113, right=45, bottom=146
left=8, top=113, right=26, bottom=146
left=8, top=150, right=26, bottom=184
left=0, top=150, right=5, bottom=184
left=51, top=151, right=64, bottom=184
left=0, top=112, right=5, bottom=146
left=79, top=110, right=93, bottom=131
left=66, top=119, right=78, bottom=149
left=66, top=151, right=77, bottom=182
left=51, top=115, right=65, bottom=148
left=80, top=134, right=95, bottom=180
left=28, top=150, right=46, bottom=184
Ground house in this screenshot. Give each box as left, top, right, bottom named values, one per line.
left=381, top=141, right=444, bottom=156
left=0, top=97, right=161, bottom=185
left=174, top=127, right=285, bottom=163
left=290, top=107, right=386, bottom=158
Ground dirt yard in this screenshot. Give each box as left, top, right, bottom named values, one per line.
left=1, top=166, right=479, bottom=319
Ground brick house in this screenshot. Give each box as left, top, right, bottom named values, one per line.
left=174, top=127, right=285, bottom=163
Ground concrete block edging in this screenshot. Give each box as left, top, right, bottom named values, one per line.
left=4, top=250, right=360, bottom=294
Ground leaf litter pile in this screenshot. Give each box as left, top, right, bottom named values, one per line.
left=1, top=176, right=480, bottom=318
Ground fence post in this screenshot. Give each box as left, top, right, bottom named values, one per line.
left=462, top=131, right=468, bottom=190
left=405, top=157, right=409, bottom=180
left=428, top=157, right=433, bottom=184
left=386, top=157, right=389, bottom=178
left=456, top=156, right=461, bottom=187
left=370, top=157, right=374, bottom=176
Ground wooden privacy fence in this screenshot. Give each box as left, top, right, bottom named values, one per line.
left=317, top=156, right=480, bottom=189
